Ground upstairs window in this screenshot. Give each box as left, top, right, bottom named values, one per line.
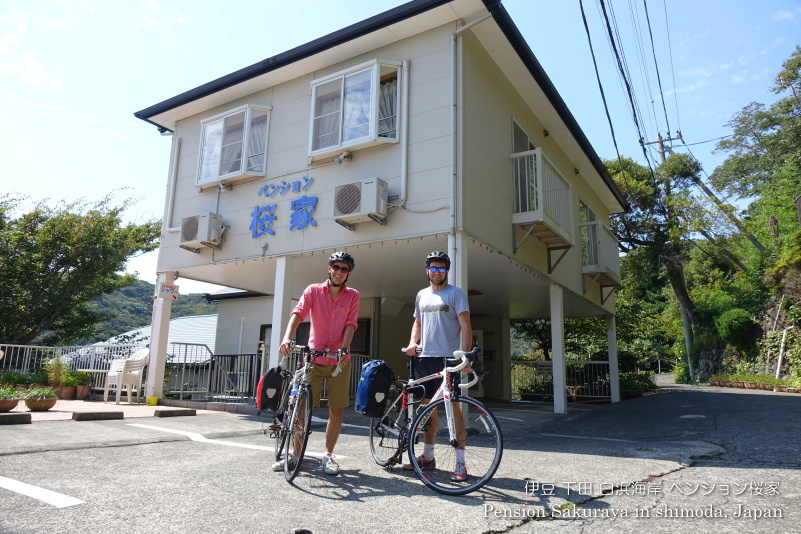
left=309, top=60, right=400, bottom=158
left=197, top=105, right=271, bottom=189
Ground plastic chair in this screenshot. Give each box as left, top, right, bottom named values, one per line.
left=103, top=348, right=149, bottom=404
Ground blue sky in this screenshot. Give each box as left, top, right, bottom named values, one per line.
left=1, top=0, right=799, bottom=293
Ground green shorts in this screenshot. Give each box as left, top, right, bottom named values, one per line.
left=308, top=361, right=352, bottom=409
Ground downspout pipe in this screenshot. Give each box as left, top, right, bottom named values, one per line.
left=450, top=14, right=492, bottom=261
left=399, top=59, right=411, bottom=206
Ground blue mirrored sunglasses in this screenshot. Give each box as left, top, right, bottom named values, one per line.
left=428, top=266, right=448, bottom=273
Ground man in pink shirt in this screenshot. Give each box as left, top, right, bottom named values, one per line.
left=274, top=251, right=359, bottom=475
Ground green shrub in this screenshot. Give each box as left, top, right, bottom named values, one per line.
left=0, top=384, right=23, bottom=400
left=715, top=308, right=757, bottom=347
left=21, top=385, right=57, bottom=400
left=619, top=371, right=657, bottom=392
left=0, top=372, right=29, bottom=385
left=673, top=361, right=692, bottom=384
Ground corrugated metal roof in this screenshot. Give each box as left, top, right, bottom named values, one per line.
left=109, top=315, right=218, bottom=355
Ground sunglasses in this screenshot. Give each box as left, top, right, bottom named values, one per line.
left=428, top=266, right=448, bottom=273
left=330, top=264, right=351, bottom=273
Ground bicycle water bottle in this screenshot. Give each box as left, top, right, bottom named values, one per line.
left=290, top=384, right=298, bottom=398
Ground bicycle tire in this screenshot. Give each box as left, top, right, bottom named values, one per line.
left=272, top=376, right=292, bottom=461
left=275, top=404, right=289, bottom=461
left=369, top=387, right=405, bottom=466
left=408, top=396, right=503, bottom=496
left=284, top=383, right=313, bottom=482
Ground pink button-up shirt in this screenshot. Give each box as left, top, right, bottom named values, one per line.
left=291, top=279, right=359, bottom=365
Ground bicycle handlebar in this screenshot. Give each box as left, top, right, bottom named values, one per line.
left=400, top=346, right=486, bottom=388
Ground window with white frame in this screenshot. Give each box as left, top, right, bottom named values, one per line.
left=196, top=105, right=271, bottom=188
left=309, top=60, right=400, bottom=157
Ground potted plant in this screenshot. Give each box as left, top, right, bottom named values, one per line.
left=73, top=371, right=92, bottom=400
left=60, top=373, right=78, bottom=400
left=22, top=385, right=58, bottom=411
left=0, top=384, right=22, bottom=412
left=45, top=353, right=73, bottom=399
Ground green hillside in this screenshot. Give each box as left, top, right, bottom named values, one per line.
left=88, top=279, right=217, bottom=342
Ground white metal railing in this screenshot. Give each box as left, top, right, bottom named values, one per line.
left=163, top=342, right=368, bottom=402
left=511, top=360, right=611, bottom=401
left=0, top=343, right=145, bottom=377
left=511, top=147, right=573, bottom=238
left=580, top=220, right=621, bottom=280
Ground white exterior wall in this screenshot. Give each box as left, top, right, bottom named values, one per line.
left=214, top=297, right=274, bottom=355
left=460, top=33, right=615, bottom=312
left=158, top=24, right=462, bottom=277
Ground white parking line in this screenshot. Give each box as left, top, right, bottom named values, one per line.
left=126, top=423, right=350, bottom=459
left=0, top=476, right=84, bottom=508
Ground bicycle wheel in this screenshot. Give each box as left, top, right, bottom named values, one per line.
left=408, top=396, right=503, bottom=496
left=369, top=386, right=405, bottom=466
left=272, top=398, right=289, bottom=461
left=284, top=384, right=313, bottom=482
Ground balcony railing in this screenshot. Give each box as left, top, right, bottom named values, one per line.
left=511, top=147, right=573, bottom=251
left=580, top=220, right=621, bottom=283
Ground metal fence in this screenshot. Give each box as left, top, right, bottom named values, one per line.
left=2, top=342, right=397, bottom=403
left=511, top=360, right=611, bottom=402
left=0, top=343, right=146, bottom=391
left=164, top=342, right=368, bottom=403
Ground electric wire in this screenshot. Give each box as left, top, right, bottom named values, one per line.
left=643, top=0, right=672, bottom=138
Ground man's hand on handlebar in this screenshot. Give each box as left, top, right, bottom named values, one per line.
left=278, top=340, right=294, bottom=357
left=405, top=343, right=421, bottom=356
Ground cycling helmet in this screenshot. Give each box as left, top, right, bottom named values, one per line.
left=425, top=251, right=450, bottom=270
left=328, top=251, right=355, bottom=271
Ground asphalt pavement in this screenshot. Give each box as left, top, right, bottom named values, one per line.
left=1, top=376, right=799, bottom=533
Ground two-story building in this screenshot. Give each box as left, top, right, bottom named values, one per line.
left=134, top=0, right=628, bottom=413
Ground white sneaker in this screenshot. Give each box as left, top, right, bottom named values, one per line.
left=321, top=454, right=340, bottom=475
left=272, top=454, right=297, bottom=471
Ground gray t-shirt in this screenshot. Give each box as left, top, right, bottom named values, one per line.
left=413, top=284, right=470, bottom=358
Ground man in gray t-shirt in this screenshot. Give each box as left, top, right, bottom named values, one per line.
left=404, top=251, right=472, bottom=481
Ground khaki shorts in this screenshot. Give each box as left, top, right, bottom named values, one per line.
left=308, top=361, right=352, bottom=409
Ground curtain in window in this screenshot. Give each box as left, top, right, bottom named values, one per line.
left=378, top=77, right=397, bottom=138
left=342, top=71, right=371, bottom=142
left=220, top=112, right=245, bottom=175
left=247, top=111, right=268, bottom=173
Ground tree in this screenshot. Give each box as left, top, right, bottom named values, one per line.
left=608, top=153, right=707, bottom=378
left=712, top=46, right=801, bottom=251
left=0, top=196, right=160, bottom=345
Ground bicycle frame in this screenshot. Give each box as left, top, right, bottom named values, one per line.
left=391, top=350, right=480, bottom=448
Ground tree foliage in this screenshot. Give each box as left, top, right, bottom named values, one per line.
left=0, top=196, right=160, bottom=345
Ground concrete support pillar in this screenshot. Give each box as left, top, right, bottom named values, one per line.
left=550, top=283, right=567, bottom=414
left=269, top=255, right=294, bottom=368
left=500, top=317, right=512, bottom=400
left=146, top=271, right=175, bottom=397
left=607, top=315, right=621, bottom=403
left=448, top=231, right=468, bottom=292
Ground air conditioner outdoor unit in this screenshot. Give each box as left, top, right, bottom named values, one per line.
left=333, top=178, right=388, bottom=229
left=179, top=212, right=224, bottom=251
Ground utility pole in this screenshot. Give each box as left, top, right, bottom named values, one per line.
left=641, top=131, right=683, bottom=163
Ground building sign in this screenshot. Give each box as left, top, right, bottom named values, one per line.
left=251, top=176, right=317, bottom=238
left=160, top=283, right=179, bottom=300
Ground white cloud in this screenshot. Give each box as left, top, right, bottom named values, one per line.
left=113, top=133, right=128, bottom=139
left=82, top=116, right=104, bottom=122
left=171, top=11, right=185, bottom=24
left=139, top=14, right=155, bottom=29
left=40, top=102, right=63, bottom=111
left=0, top=34, right=60, bottom=87
left=48, top=21, right=76, bottom=30
left=771, top=10, right=795, bottom=22
left=144, top=0, right=160, bottom=15
left=0, top=6, right=27, bottom=32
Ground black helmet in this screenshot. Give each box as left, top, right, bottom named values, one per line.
left=328, top=251, right=355, bottom=270
left=425, top=251, right=450, bottom=270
